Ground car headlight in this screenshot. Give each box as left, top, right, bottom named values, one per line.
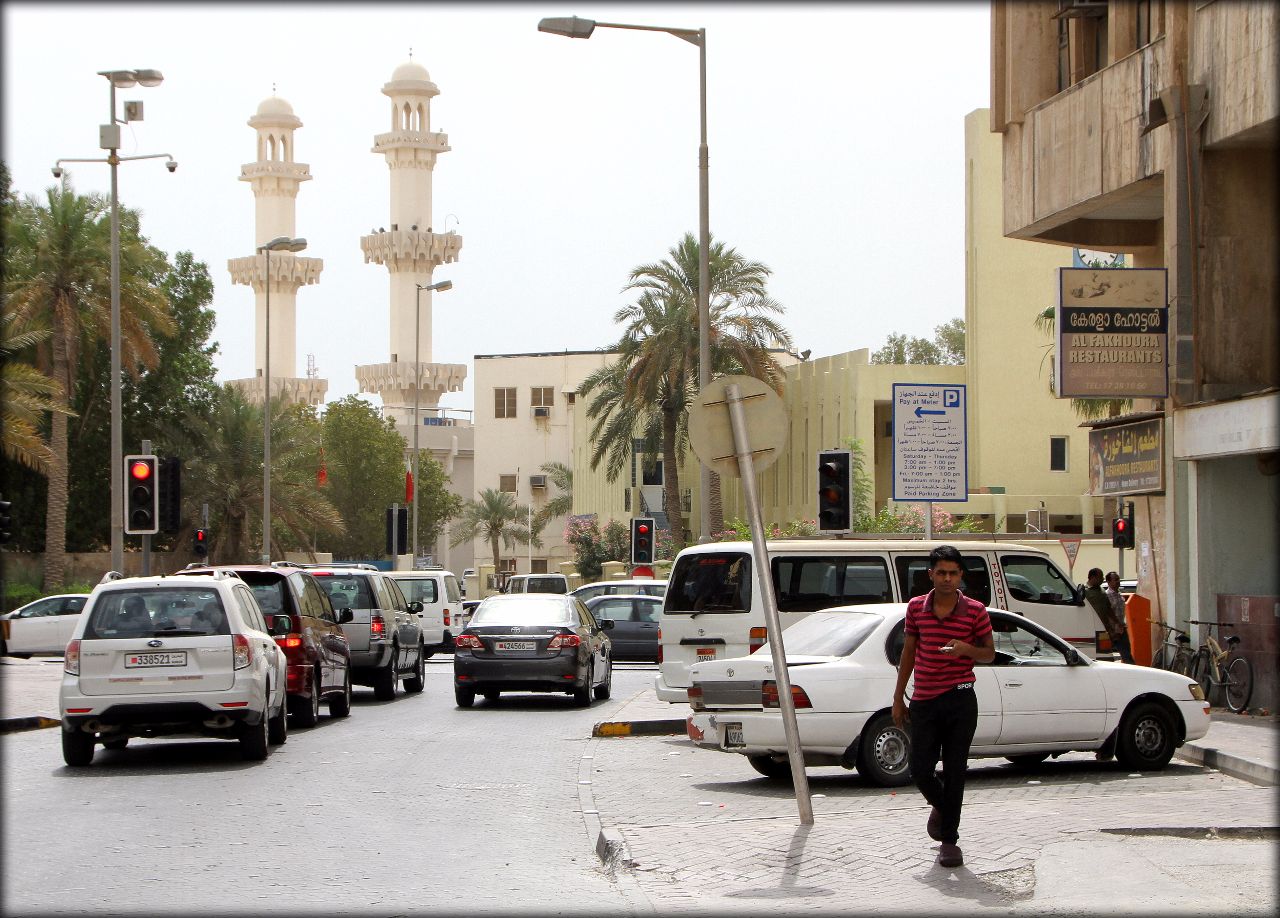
left=1188, top=682, right=1205, bottom=701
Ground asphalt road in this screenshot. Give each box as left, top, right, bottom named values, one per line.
left=1, top=659, right=657, bottom=915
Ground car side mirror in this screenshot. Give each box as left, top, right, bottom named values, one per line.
left=338, top=608, right=354, bottom=624
left=1065, top=648, right=1082, bottom=665
left=271, top=615, right=293, bottom=636
left=599, top=619, right=615, bottom=630
left=408, top=601, right=424, bottom=615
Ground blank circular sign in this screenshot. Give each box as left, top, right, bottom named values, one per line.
left=687, top=375, right=788, bottom=479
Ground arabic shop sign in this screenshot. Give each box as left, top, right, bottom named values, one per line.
left=1088, top=418, right=1164, bottom=496
left=1055, top=267, right=1168, bottom=399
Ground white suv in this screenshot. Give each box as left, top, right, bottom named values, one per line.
left=390, top=568, right=463, bottom=656
left=59, top=571, right=289, bottom=766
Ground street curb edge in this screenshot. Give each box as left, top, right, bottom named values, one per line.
left=592, top=719, right=686, bottom=737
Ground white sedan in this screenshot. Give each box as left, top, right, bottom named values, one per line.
left=1, top=594, right=90, bottom=656
left=686, top=604, right=1210, bottom=786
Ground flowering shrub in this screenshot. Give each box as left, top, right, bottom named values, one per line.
left=564, top=516, right=654, bottom=579
left=717, top=518, right=818, bottom=541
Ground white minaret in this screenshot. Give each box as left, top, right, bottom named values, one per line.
left=355, top=59, right=465, bottom=428
left=227, top=94, right=326, bottom=406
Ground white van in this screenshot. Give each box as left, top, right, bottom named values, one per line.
left=655, top=539, right=1093, bottom=703
left=503, top=573, right=569, bottom=595
left=389, top=569, right=463, bottom=656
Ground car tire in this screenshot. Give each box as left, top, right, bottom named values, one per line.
left=573, top=662, right=594, bottom=707
left=455, top=685, right=476, bottom=708
left=403, top=643, right=426, bottom=694
left=373, top=646, right=398, bottom=701
left=1005, top=752, right=1051, bottom=768
left=268, top=690, right=289, bottom=746
left=747, top=754, right=793, bottom=781
left=239, top=710, right=270, bottom=761
left=483, top=689, right=501, bottom=703
left=593, top=658, right=612, bottom=701
left=856, top=713, right=913, bottom=787
left=1115, top=701, right=1177, bottom=770
left=327, top=668, right=352, bottom=718
left=292, top=671, right=322, bottom=728
left=62, top=727, right=95, bottom=767
left=102, top=735, right=129, bottom=751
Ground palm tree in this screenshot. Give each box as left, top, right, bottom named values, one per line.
left=4, top=185, right=171, bottom=588
left=1, top=310, right=70, bottom=474
left=450, top=488, right=536, bottom=581
left=535, top=461, right=574, bottom=526
left=582, top=232, right=793, bottom=544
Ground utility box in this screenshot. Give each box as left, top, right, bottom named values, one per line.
left=99, top=123, right=121, bottom=150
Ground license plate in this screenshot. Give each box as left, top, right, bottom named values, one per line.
left=125, top=651, right=187, bottom=668
left=724, top=723, right=744, bottom=747
left=696, top=648, right=716, bottom=662
left=495, top=641, right=535, bottom=652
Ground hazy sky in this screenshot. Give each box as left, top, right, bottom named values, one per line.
left=3, top=2, right=991, bottom=413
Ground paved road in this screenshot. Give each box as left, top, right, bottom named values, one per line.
left=0, top=660, right=655, bottom=915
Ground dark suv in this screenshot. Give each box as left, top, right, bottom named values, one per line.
left=185, top=564, right=353, bottom=726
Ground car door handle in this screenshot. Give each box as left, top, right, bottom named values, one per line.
left=1003, top=681, right=1023, bottom=688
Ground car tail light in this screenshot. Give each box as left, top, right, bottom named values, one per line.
left=762, top=681, right=813, bottom=709
left=687, top=684, right=705, bottom=711
left=370, top=614, right=386, bottom=639
left=749, top=627, right=768, bottom=653
left=275, top=634, right=303, bottom=649
left=233, top=634, right=252, bottom=670
left=656, top=629, right=662, bottom=664
left=455, top=634, right=483, bottom=650
left=443, top=609, right=451, bottom=627
left=547, top=633, right=581, bottom=650
left=64, top=639, right=81, bottom=675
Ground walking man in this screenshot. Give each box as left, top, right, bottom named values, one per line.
left=892, top=546, right=994, bottom=868
left=1104, top=571, right=1134, bottom=663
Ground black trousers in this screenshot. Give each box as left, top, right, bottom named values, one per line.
left=908, top=685, right=978, bottom=845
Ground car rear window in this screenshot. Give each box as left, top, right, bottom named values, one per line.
left=84, top=588, right=230, bottom=638
left=471, top=598, right=575, bottom=626
left=757, top=611, right=884, bottom=657
left=311, top=573, right=374, bottom=610
left=394, top=577, right=438, bottom=604
left=234, top=573, right=289, bottom=618
left=773, top=556, right=893, bottom=611
left=526, top=577, right=567, bottom=594
left=666, top=553, right=752, bottom=614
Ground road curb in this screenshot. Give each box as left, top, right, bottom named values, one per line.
left=591, top=718, right=686, bottom=738
left=0, top=715, right=60, bottom=734
left=1176, top=743, right=1278, bottom=787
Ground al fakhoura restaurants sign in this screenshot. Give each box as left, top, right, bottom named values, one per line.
left=1055, top=267, right=1169, bottom=399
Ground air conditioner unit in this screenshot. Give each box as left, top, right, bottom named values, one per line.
left=532, top=406, right=551, bottom=420
left=530, top=475, right=548, bottom=489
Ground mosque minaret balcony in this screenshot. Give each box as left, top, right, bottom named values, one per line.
left=359, top=227, right=462, bottom=272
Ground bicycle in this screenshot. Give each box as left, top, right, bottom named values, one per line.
left=1146, top=618, right=1194, bottom=675
left=1187, top=620, right=1254, bottom=713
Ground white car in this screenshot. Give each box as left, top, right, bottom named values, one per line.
left=390, top=568, right=463, bottom=655
left=59, top=571, right=289, bottom=766
left=1, top=593, right=89, bottom=656
left=686, top=603, right=1210, bottom=786
left=570, top=579, right=668, bottom=603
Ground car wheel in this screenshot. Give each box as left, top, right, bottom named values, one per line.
left=856, top=713, right=913, bottom=787
left=327, top=667, right=352, bottom=718
left=373, top=645, right=398, bottom=701
left=483, top=689, right=501, bottom=703
left=747, top=754, right=793, bottom=781
left=455, top=685, right=476, bottom=708
left=403, top=643, right=426, bottom=694
left=292, top=671, right=322, bottom=728
left=62, top=727, right=95, bottom=767
left=573, top=662, right=594, bottom=707
left=593, top=657, right=612, bottom=701
left=1005, top=752, right=1051, bottom=768
left=1115, top=701, right=1176, bottom=770
left=239, top=709, right=270, bottom=761
left=268, top=689, right=289, bottom=746
left=102, top=735, right=129, bottom=751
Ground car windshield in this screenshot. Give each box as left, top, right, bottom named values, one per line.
left=471, top=598, right=575, bottom=626
left=84, top=588, right=230, bottom=638
left=393, top=577, right=437, bottom=604
left=311, top=573, right=373, bottom=610
left=756, top=611, right=885, bottom=657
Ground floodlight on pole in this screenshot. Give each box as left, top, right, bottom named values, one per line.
left=412, top=279, right=455, bottom=562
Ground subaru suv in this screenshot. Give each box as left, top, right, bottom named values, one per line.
left=59, top=571, right=289, bottom=766
left=185, top=564, right=354, bottom=726
left=309, top=567, right=425, bottom=700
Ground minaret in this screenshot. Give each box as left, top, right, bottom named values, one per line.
left=227, top=94, right=326, bottom=406
left=355, top=60, right=465, bottom=431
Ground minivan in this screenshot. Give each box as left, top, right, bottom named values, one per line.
left=503, top=574, right=569, bottom=595
left=655, top=539, right=1092, bottom=703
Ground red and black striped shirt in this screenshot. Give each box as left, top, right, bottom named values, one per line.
left=905, top=590, right=992, bottom=702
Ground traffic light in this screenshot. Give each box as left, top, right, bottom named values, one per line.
left=124, top=455, right=159, bottom=535
left=157, top=456, right=181, bottom=533
left=193, top=528, right=209, bottom=557
left=631, top=517, right=655, bottom=565
left=817, top=449, right=852, bottom=533
left=0, top=498, right=12, bottom=544
left=1111, top=503, right=1135, bottom=549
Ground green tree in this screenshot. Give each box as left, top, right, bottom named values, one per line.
left=450, top=488, right=535, bottom=577
left=535, top=460, right=574, bottom=526
left=1, top=310, right=67, bottom=474
left=412, top=451, right=464, bottom=559
left=870, top=318, right=965, bottom=365
left=321, top=395, right=412, bottom=559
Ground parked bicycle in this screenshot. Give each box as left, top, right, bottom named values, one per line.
left=1146, top=618, right=1194, bottom=675
left=1187, top=620, right=1253, bottom=713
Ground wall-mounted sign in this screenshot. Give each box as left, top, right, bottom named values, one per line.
left=1055, top=267, right=1168, bottom=399
left=1088, top=418, right=1164, bottom=496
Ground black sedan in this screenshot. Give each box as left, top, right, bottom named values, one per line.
left=452, top=594, right=614, bottom=707
left=583, top=594, right=661, bottom=662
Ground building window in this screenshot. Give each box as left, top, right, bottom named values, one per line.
left=530, top=559, right=549, bottom=574
left=641, top=458, right=663, bottom=486
left=495, top=387, right=516, bottom=419
left=499, top=558, right=516, bottom=574
left=1136, top=0, right=1151, bottom=46
left=531, top=387, right=554, bottom=408
left=1050, top=436, right=1068, bottom=472
left=1057, top=16, right=1070, bottom=92
left=499, top=474, right=518, bottom=493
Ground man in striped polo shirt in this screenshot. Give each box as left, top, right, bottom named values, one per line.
left=892, top=545, right=994, bottom=868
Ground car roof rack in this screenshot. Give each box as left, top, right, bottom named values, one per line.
left=299, top=562, right=379, bottom=571
left=98, top=570, right=126, bottom=584
left=271, top=560, right=304, bottom=568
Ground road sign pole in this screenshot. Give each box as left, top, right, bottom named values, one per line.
left=724, top=382, right=813, bottom=825
left=925, top=501, right=933, bottom=540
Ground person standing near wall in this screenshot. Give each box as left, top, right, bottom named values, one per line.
left=1103, top=571, right=1134, bottom=663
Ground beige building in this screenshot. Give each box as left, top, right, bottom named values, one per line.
left=990, top=0, right=1278, bottom=707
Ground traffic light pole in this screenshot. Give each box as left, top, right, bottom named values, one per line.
left=141, top=439, right=152, bottom=576
left=1117, top=495, right=1126, bottom=581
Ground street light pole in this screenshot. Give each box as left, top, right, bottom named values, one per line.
left=538, top=15, right=712, bottom=542
left=412, top=279, right=454, bottom=563
left=258, top=236, right=307, bottom=564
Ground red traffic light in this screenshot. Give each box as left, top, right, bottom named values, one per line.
left=130, top=460, right=153, bottom=481
left=637, top=524, right=650, bottom=535
left=1116, top=520, right=1128, bottom=532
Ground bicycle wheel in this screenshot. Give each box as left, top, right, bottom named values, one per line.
left=1190, top=650, right=1212, bottom=700
left=1149, top=645, right=1169, bottom=671
left=1170, top=648, right=1192, bottom=676
left=1224, top=657, right=1254, bottom=713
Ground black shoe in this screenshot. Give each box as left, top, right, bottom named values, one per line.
left=938, top=843, right=963, bottom=868
left=927, top=807, right=944, bottom=842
